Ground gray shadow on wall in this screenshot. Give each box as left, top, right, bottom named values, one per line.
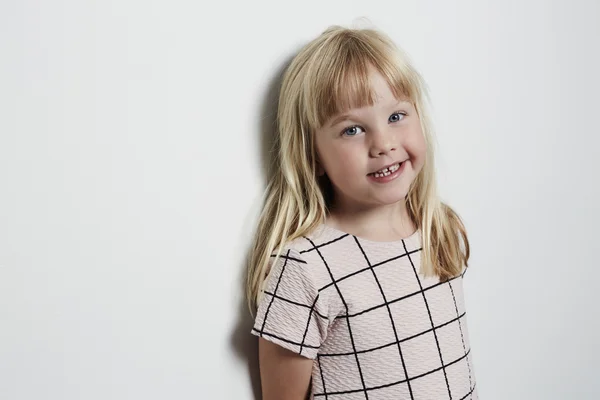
left=229, top=54, right=296, bottom=400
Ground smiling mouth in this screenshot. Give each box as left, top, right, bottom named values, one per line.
left=368, top=162, right=402, bottom=178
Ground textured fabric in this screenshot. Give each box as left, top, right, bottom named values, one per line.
left=252, top=223, right=478, bottom=400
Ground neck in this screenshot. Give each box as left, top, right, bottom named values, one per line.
left=327, top=198, right=417, bottom=241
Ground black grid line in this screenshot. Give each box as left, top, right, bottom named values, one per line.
left=336, top=271, right=463, bottom=319
left=355, top=236, right=415, bottom=400
left=317, top=354, right=328, bottom=400
left=250, top=328, right=320, bottom=349
left=253, top=310, right=468, bottom=358
left=269, top=253, right=307, bottom=264
left=259, top=249, right=290, bottom=334
left=305, top=236, right=369, bottom=399
left=262, top=290, right=329, bottom=319
left=459, top=383, right=477, bottom=400
left=300, top=232, right=350, bottom=252
left=299, top=294, right=320, bottom=356
left=320, top=311, right=467, bottom=357
left=252, top=227, right=476, bottom=400
left=449, top=280, right=473, bottom=392
left=264, top=270, right=464, bottom=323
left=403, top=239, right=453, bottom=399
left=313, top=349, right=472, bottom=397
left=304, top=244, right=422, bottom=292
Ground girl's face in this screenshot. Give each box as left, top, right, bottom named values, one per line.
left=314, top=68, right=426, bottom=213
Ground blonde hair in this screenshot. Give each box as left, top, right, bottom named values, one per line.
left=246, top=25, right=470, bottom=313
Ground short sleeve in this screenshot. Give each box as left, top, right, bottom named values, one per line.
left=251, top=248, right=330, bottom=359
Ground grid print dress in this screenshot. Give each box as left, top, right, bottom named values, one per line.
left=252, top=223, right=477, bottom=400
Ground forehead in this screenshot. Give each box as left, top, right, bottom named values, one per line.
left=368, top=69, right=396, bottom=99
left=325, top=69, right=411, bottom=125
left=311, top=63, right=414, bottom=130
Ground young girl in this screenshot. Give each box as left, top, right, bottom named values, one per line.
left=246, top=24, right=478, bottom=400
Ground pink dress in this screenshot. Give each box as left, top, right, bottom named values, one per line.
left=252, top=223, right=478, bottom=400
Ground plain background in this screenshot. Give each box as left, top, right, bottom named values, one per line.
left=1, top=0, right=599, bottom=399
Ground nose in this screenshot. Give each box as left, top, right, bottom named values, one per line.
left=369, top=126, right=397, bottom=157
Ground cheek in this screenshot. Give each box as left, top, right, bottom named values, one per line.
left=406, top=129, right=427, bottom=166
left=414, top=135, right=427, bottom=156
left=408, top=124, right=426, bottom=152
left=325, top=150, right=351, bottom=175
left=317, top=143, right=365, bottom=181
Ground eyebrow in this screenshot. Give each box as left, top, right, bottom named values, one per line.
left=327, top=100, right=410, bottom=127
left=329, top=113, right=354, bottom=128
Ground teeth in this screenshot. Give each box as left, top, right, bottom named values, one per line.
left=372, top=163, right=400, bottom=178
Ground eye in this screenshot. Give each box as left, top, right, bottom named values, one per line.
left=389, top=111, right=407, bottom=123
left=341, top=125, right=365, bottom=137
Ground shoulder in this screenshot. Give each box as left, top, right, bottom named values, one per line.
left=252, top=225, right=345, bottom=358
left=281, top=223, right=339, bottom=253
left=274, top=223, right=352, bottom=286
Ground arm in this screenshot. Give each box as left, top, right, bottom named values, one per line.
left=258, top=337, right=314, bottom=400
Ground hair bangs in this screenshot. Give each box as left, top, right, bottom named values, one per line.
left=306, top=33, right=418, bottom=129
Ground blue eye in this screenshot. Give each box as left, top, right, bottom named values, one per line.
left=389, top=111, right=407, bottom=123
left=341, top=112, right=406, bottom=136
left=342, top=125, right=364, bottom=136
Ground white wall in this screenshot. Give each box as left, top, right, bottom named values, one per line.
left=1, top=0, right=598, bottom=399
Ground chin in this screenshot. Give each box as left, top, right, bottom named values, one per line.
left=372, top=191, right=408, bottom=206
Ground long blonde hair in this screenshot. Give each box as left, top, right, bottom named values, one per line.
left=246, top=25, right=470, bottom=314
